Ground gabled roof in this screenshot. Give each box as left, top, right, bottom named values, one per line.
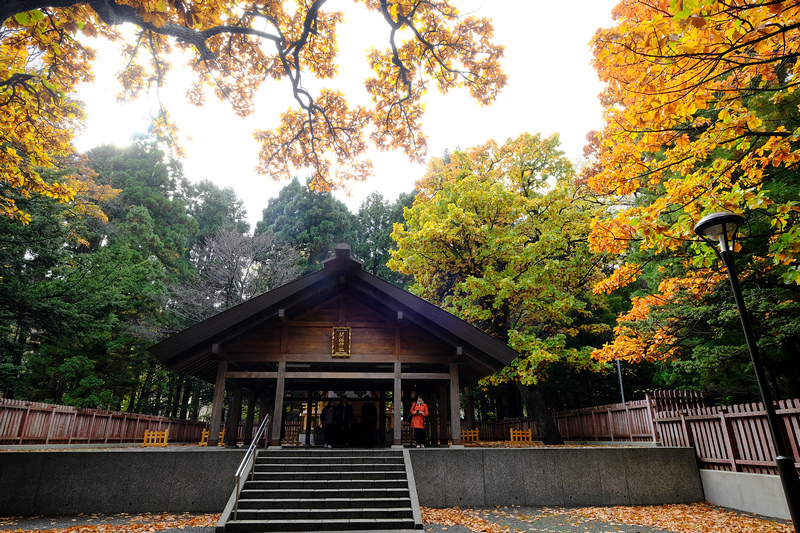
left=149, top=244, right=518, bottom=385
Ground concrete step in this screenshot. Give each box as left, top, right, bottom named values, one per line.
left=254, top=462, right=405, bottom=472
left=235, top=496, right=412, bottom=510
left=224, top=517, right=417, bottom=532
left=231, top=507, right=414, bottom=521
left=249, top=470, right=406, bottom=481
left=255, top=455, right=404, bottom=465
left=239, top=487, right=409, bottom=500
left=240, top=479, right=409, bottom=491
left=220, top=449, right=420, bottom=532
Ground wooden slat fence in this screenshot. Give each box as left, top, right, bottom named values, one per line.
left=654, top=399, right=800, bottom=475
left=0, top=399, right=205, bottom=445
left=473, top=390, right=707, bottom=443
left=476, top=397, right=660, bottom=443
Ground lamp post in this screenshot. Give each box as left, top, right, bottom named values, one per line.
left=694, top=211, right=800, bottom=528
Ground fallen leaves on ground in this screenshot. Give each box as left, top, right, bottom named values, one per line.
left=422, top=507, right=511, bottom=532
left=0, top=512, right=220, bottom=532
left=567, top=503, right=792, bottom=533
left=423, top=504, right=791, bottom=533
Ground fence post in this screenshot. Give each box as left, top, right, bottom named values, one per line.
left=680, top=409, right=695, bottom=449
left=607, top=409, right=614, bottom=442
left=44, top=406, right=56, bottom=445
left=718, top=407, right=740, bottom=472
left=591, top=411, right=599, bottom=441
left=17, top=404, right=32, bottom=445
left=624, top=404, right=633, bottom=441
left=646, top=393, right=659, bottom=443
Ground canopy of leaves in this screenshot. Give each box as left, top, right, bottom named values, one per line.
left=390, top=133, right=612, bottom=386
left=2, top=0, right=507, bottom=223
left=587, top=1, right=800, bottom=400
left=589, top=0, right=800, bottom=283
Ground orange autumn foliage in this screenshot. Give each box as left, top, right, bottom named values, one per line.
left=2, top=0, right=506, bottom=222
left=587, top=0, right=800, bottom=362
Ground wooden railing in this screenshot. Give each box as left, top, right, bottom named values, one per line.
left=654, top=399, right=800, bottom=475
left=474, top=390, right=707, bottom=443
left=0, top=399, right=205, bottom=445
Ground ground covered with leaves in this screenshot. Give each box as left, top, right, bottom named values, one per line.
left=422, top=504, right=792, bottom=533
left=0, top=504, right=791, bottom=532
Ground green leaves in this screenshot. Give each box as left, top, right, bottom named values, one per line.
left=391, top=133, right=612, bottom=385
left=14, top=10, right=44, bottom=25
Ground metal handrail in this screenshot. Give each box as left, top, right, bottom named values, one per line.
left=233, top=414, right=270, bottom=519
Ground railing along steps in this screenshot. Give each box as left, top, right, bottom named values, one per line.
left=219, top=449, right=421, bottom=533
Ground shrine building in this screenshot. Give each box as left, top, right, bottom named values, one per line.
left=149, top=243, right=517, bottom=447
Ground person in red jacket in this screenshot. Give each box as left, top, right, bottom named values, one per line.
left=410, top=395, right=429, bottom=447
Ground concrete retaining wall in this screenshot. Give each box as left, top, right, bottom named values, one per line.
left=409, top=447, right=704, bottom=507
left=0, top=446, right=704, bottom=517
left=700, top=470, right=789, bottom=519
left=0, top=448, right=246, bottom=516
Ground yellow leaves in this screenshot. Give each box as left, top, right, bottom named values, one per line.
left=1, top=0, right=506, bottom=223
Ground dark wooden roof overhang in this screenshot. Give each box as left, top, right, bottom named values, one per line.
left=149, top=244, right=518, bottom=387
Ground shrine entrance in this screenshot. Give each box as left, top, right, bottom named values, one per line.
left=150, top=244, right=518, bottom=447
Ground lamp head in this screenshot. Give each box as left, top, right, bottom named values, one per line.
left=694, top=211, right=745, bottom=252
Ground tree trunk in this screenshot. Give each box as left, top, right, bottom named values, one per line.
left=170, top=377, right=182, bottom=418
left=179, top=378, right=192, bottom=420
left=189, top=379, right=201, bottom=420
left=519, top=383, right=563, bottom=445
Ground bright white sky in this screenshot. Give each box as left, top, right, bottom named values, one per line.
left=74, top=0, right=619, bottom=231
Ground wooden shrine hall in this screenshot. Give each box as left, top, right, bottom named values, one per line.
left=149, top=244, right=517, bottom=447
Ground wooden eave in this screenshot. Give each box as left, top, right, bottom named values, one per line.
left=149, top=247, right=518, bottom=385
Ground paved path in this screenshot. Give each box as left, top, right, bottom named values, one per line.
left=423, top=506, right=676, bottom=533
left=1, top=507, right=678, bottom=533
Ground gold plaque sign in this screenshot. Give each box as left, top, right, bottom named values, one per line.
left=332, top=327, right=351, bottom=357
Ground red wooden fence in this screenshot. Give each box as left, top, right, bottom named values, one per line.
left=476, top=390, right=704, bottom=443
left=0, top=399, right=206, bottom=445
left=654, top=399, right=800, bottom=475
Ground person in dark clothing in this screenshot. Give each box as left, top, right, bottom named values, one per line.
left=321, top=401, right=336, bottom=448
left=334, top=396, right=354, bottom=446
left=360, top=399, right=378, bottom=446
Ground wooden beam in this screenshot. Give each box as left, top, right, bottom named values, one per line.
left=223, top=352, right=455, bottom=364
left=227, top=372, right=278, bottom=379
left=225, top=370, right=450, bottom=380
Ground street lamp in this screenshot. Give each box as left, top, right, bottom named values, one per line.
left=694, top=211, right=800, bottom=528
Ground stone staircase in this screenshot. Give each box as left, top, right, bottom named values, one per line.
left=218, top=449, right=422, bottom=533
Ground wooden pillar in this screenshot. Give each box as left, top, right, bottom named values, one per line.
left=438, top=385, right=448, bottom=445
left=243, top=389, right=256, bottom=445
left=270, top=360, right=286, bottom=446
left=393, top=361, right=402, bottom=446
left=450, top=363, right=462, bottom=446
left=226, top=385, right=242, bottom=447
left=208, top=360, right=228, bottom=446
left=304, top=390, right=313, bottom=446
left=379, top=389, right=387, bottom=445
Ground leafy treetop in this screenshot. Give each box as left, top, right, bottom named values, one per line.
left=587, top=0, right=800, bottom=363
left=2, top=0, right=506, bottom=222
